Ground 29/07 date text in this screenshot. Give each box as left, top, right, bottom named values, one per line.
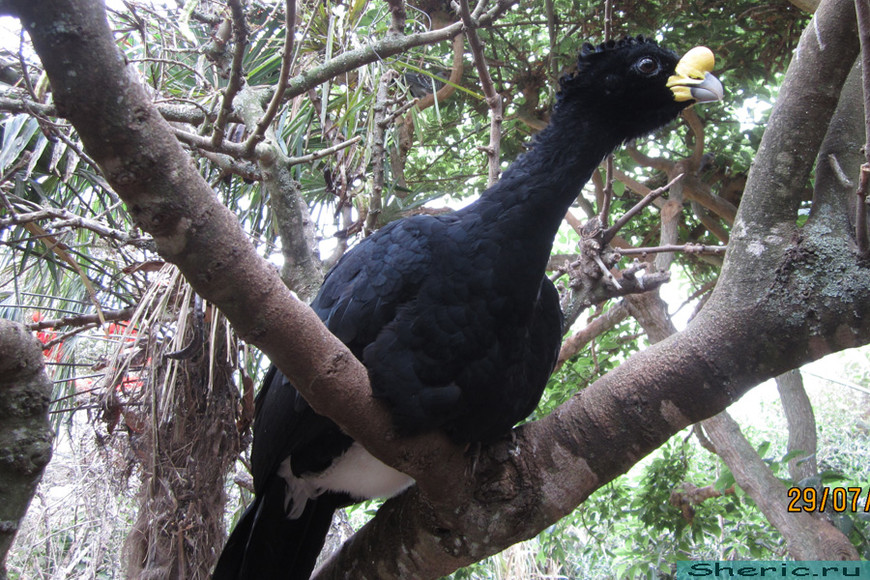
left=787, top=487, right=869, bottom=513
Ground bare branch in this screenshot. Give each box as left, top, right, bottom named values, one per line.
left=702, top=412, right=858, bottom=559
left=598, top=155, right=614, bottom=226
left=857, top=0, right=870, bottom=160
left=286, top=135, right=363, bottom=168
left=411, top=32, right=465, bottom=112
left=618, top=243, right=727, bottom=256
left=682, top=108, right=707, bottom=165
left=555, top=300, right=629, bottom=371
left=211, top=0, right=248, bottom=149
left=858, top=165, right=870, bottom=254
left=0, top=207, right=152, bottom=247
left=174, top=125, right=249, bottom=157
left=459, top=0, right=503, bottom=185
left=26, top=306, right=136, bottom=331
left=626, top=142, right=673, bottom=173
left=243, top=0, right=296, bottom=156
left=602, top=173, right=685, bottom=245
left=199, top=150, right=262, bottom=183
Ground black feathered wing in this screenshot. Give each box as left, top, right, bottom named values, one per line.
left=313, top=215, right=436, bottom=355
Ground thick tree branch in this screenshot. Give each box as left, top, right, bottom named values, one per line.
left=731, top=0, right=859, bottom=232
left=852, top=0, right=870, bottom=252
left=812, top=63, right=865, bottom=236
left=718, top=0, right=859, bottom=308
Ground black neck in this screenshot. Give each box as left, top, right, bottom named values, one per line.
left=457, top=100, right=622, bottom=289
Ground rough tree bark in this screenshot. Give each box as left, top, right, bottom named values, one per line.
left=0, top=319, right=53, bottom=579
left=2, top=0, right=868, bottom=577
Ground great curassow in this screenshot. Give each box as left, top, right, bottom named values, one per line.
left=213, top=36, right=723, bottom=580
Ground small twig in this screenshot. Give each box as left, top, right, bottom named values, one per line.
left=51, top=128, right=101, bottom=173
left=379, top=97, right=418, bottom=128
left=18, top=29, right=38, bottom=101
left=603, top=0, right=613, bottom=42
left=599, top=155, right=614, bottom=227
left=544, top=0, right=557, bottom=81
left=285, top=135, right=362, bottom=168
left=0, top=207, right=151, bottom=247
left=175, top=126, right=249, bottom=157
left=602, top=173, right=685, bottom=244
left=128, top=57, right=210, bottom=86
left=0, top=152, right=32, bottom=191
left=243, top=0, right=296, bottom=156
left=592, top=252, right=621, bottom=290
left=459, top=0, right=503, bottom=186
left=40, top=324, right=100, bottom=350
left=618, top=243, right=727, bottom=256
left=27, top=306, right=136, bottom=331
left=212, top=0, right=248, bottom=149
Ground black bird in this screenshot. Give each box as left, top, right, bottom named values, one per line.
left=214, top=36, right=723, bottom=580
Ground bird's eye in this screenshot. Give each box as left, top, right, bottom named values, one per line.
left=635, top=57, right=659, bottom=75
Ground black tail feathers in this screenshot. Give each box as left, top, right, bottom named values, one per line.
left=213, top=477, right=340, bottom=580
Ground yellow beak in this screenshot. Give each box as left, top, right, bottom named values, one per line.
left=667, top=46, right=724, bottom=103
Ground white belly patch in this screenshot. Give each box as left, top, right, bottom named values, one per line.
left=277, top=442, right=415, bottom=518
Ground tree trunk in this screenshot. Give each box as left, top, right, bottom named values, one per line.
left=0, top=319, right=53, bottom=579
